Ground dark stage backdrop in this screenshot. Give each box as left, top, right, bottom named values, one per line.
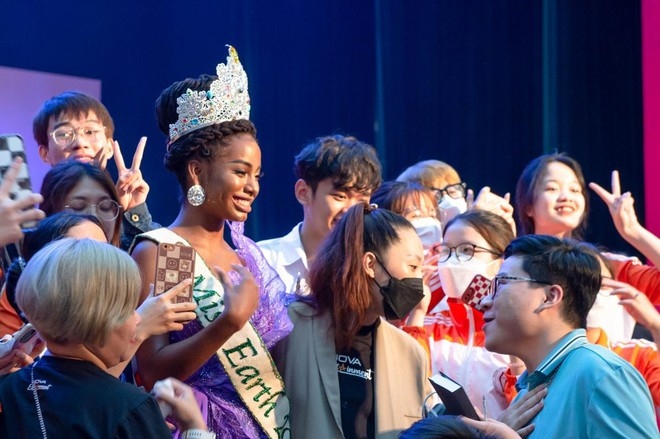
left=0, top=0, right=645, bottom=258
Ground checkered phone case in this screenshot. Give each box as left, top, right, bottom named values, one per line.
left=0, top=134, right=32, bottom=201
left=154, top=243, right=196, bottom=303
left=462, top=274, right=491, bottom=312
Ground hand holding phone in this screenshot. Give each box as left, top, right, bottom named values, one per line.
left=0, top=323, right=42, bottom=359
left=154, top=243, right=196, bottom=303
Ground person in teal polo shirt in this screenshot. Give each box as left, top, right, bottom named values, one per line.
left=481, top=234, right=658, bottom=438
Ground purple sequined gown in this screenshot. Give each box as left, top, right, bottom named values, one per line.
left=169, top=222, right=291, bottom=439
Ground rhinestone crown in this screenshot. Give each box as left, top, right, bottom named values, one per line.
left=169, top=45, right=250, bottom=142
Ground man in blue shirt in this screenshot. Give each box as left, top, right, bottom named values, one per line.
left=481, top=235, right=658, bottom=438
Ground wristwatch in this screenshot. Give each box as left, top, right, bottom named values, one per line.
left=182, top=429, right=216, bottom=439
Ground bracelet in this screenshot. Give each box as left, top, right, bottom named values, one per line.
left=182, top=429, right=216, bottom=439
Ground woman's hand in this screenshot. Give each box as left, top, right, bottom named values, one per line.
left=153, top=377, right=207, bottom=431
left=137, top=279, right=198, bottom=341
left=215, top=264, right=259, bottom=331
left=467, top=187, right=516, bottom=235
left=589, top=171, right=642, bottom=242
left=602, top=278, right=660, bottom=338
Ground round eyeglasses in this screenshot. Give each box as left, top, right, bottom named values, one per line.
left=430, top=182, right=467, bottom=202
left=49, top=123, right=106, bottom=148
left=437, top=243, right=501, bottom=263
left=489, top=275, right=552, bottom=299
left=64, top=199, right=121, bottom=221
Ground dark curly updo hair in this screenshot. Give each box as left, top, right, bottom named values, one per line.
left=155, top=74, right=257, bottom=190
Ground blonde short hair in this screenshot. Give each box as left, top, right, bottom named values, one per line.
left=396, top=159, right=461, bottom=190
left=16, top=238, right=140, bottom=345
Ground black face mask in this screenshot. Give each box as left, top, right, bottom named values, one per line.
left=374, top=260, right=425, bottom=320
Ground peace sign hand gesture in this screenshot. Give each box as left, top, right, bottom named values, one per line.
left=589, top=170, right=641, bottom=242
left=113, top=137, right=149, bottom=211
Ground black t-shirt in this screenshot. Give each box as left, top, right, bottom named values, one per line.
left=337, top=319, right=380, bottom=439
left=0, top=356, right=172, bottom=438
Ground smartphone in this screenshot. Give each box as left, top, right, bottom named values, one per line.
left=154, top=242, right=196, bottom=303
left=13, top=323, right=43, bottom=356
left=461, top=274, right=491, bottom=312
left=0, top=323, right=42, bottom=358
left=0, top=134, right=37, bottom=229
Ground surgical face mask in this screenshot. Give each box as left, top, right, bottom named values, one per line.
left=437, top=256, right=499, bottom=299
left=438, top=196, right=468, bottom=225
left=374, top=260, right=425, bottom=320
left=587, top=290, right=636, bottom=339
left=411, top=217, right=443, bottom=251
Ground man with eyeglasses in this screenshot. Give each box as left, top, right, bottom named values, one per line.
left=396, top=159, right=515, bottom=234
left=32, top=91, right=158, bottom=249
left=481, top=235, right=657, bottom=438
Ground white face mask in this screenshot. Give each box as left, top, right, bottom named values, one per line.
left=437, top=256, right=499, bottom=299
left=438, top=196, right=468, bottom=225
left=586, top=290, right=636, bottom=340
left=410, top=217, right=443, bottom=251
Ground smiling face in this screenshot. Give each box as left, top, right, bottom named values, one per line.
left=300, top=178, right=372, bottom=240
left=38, top=111, right=114, bottom=167
left=481, top=256, right=550, bottom=357
left=529, top=161, right=586, bottom=238
left=193, top=133, right=261, bottom=222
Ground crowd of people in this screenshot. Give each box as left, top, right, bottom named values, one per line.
left=0, top=45, right=659, bottom=438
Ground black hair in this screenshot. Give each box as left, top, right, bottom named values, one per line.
left=504, top=234, right=601, bottom=328
left=310, top=203, right=414, bottom=350
left=400, top=416, right=496, bottom=439
left=39, top=161, right=122, bottom=247
left=155, top=74, right=257, bottom=190
left=515, top=153, right=589, bottom=239
left=33, top=91, right=115, bottom=146
left=294, top=134, right=382, bottom=194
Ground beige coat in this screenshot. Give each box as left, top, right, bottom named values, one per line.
left=273, top=302, right=430, bottom=439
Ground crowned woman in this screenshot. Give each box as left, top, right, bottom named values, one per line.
left=131, top=46, right=291, bottom=439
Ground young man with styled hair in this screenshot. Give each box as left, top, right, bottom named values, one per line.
left=32, top=91, right=157, bottom=248
left=258, top=134, right=382, bottom=295
left=481, top=234, right=657, bottom=438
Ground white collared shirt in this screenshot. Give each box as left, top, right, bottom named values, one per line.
left=257, top=223, right=311, bottom=295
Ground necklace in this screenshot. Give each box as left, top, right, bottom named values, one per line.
left=29, top=364, right=48, bottom=439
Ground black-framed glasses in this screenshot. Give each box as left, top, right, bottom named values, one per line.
left=437, top=243, right=501, bottom=263
left=489, top=275, right=552, bottom=299
left=49, top=123, right=106, bottom=148
left=430, top=182, right=467, bottom=202
left=64, top=199, right=121, bottom=221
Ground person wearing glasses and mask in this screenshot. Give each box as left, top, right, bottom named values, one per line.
left=403, top=210, right=520, bottom=419
left=273, top=203, right=431, bottom=439
left=32, top=91, right=158, bottom=249
left=396, top=159, right=515, bottom=234
left=481, top=234, right=657, bottom=438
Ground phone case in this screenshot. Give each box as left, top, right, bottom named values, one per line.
left=0, top=323, right=40, bottom=358
left=13, top=324, right=41, bottom=355
left=0, top=134, right=33, bottom=201
left=154, top=242, right=196, bottom=303
left=461, top=274, right=491, bottom=312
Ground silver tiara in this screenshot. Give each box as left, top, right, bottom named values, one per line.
left=168, top=45, right=250, bottom=142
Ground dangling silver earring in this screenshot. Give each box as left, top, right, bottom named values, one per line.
left=187, top=184, right=206, bottom=206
